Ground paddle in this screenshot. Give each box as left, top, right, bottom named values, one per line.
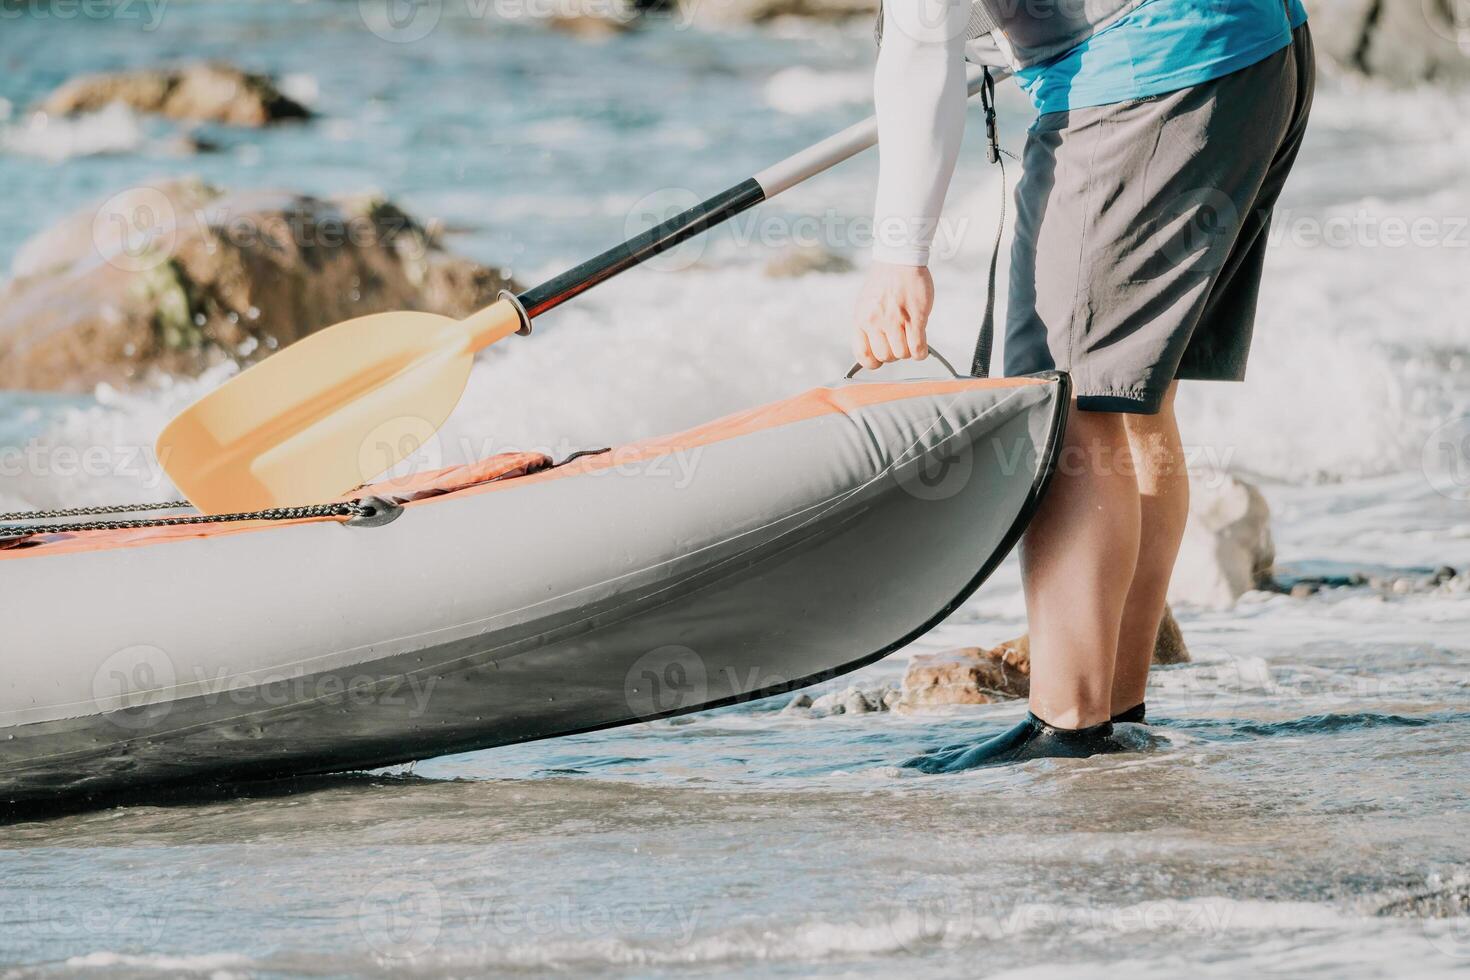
left=158, top=69, right=998, bottom=515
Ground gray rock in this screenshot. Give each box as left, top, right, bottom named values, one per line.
left=781, top=693, right=813, bottom=715
left=808, top=692, right=844, bottom=715
left=1375, top=882, right=1470, bottom=918
left=1168, top=473, right=1276, bottom=609
left=1301, top=0, right=1470, bottom=86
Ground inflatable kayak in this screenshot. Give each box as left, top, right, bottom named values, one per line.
left=0, top=371, right=1067, bottom=809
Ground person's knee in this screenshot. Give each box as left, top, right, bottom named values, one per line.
left=1061, top=407, right=1135, bottom=484
left=1069, top=404, right=1129, bottom=437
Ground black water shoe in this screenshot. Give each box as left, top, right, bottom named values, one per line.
left=903, top=712, right=1128, bottom=774
left=1111, top=702, right=1147, bottom=725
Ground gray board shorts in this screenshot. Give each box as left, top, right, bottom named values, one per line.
left=1004, top=24, right=1316, bottom=414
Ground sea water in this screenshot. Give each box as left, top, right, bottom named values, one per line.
left=1, top=4, right=1468, bottom=976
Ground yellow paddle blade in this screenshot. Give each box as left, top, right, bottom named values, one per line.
left=157, top=299, right=524, bottom=515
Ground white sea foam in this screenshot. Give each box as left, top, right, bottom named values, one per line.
left=278, top=72, right=320, bottom=107
left=65, top=950, right=253, bottom=973
left=0, top=105, right=149, bottom=160
left=764, top=66, right=872, bottom=115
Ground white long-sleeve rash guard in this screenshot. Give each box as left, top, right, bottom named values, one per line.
left=871, top=0, right=971, bottom=266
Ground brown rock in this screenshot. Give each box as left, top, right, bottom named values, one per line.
left=687, top=0, right=875, bottom=25
left=38, top=63, right=311, bottom=128
left=899, top=606, right=1190, bottom=709
left=1152, top=605, right=1190, bottom=665
left=763, top=244, right=855, bottom=278
left=548, top=13, right=638, bottom=37
left=0, top=180, right=518, bottom=392
left=899, top=641, right=1030, bottom=710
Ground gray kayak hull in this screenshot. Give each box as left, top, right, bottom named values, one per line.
left=0, top=373, right=1068, bottom=810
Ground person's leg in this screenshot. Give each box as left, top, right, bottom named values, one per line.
left=901, top=406, right=1140, bottom=774
left=1110, top=382, right=1189, bottom=718
left=1022, top=406, right=1141, bottom=730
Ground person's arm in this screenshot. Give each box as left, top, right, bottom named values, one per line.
left=854, top=0, right=969, bottom=369
left=872, top=0, right=969, bottom=265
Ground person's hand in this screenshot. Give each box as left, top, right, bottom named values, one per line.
left=852, top=263, right=933, bottom=372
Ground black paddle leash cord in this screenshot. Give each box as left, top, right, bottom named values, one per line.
left=970, top=66, right=1016, bottom=380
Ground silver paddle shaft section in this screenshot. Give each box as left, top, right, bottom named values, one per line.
left=753, top=66, right=1002, bottom=196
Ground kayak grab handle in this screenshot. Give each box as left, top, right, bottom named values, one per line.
left=845, top=345, right=963, bottom=381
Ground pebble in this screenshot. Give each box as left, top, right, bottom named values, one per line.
left=799, top=686, right=898, bottom=718
left=781, top=693, right=812, bottom=715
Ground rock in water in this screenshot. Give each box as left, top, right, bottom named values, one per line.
left=0, top=179, right=518, bottom=392
left=898, top=607, right=1190, bottom=709
left=1302, top=0, right=1470, bottom=86
left=1168, top=473, right=1276, bottom=610
left=38, top=63, right=312, bottom=128
left=1153, top=605, right=1190, bottom=665
left=899, top=640, right=1030, bottom=710
left=763, top=244, right=855, bottom=278
left=548, top=13, right=638, bottom=37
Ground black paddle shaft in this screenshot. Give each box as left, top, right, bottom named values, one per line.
left=515, top=178, right=766, bottom=320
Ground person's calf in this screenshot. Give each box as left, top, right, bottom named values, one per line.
left=1111, top=385, right=1189, bottom=715
left=1022, top=406, right=1140, bottom=729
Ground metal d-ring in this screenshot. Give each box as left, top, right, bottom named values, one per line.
left=345, top=495, right=405, bottom=528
